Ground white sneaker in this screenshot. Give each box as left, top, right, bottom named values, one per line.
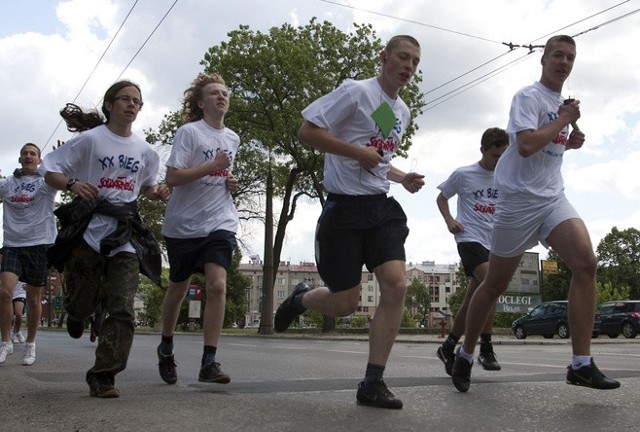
left=11, top=333, right=17, bottom=343
left=0, top=342, right=13, bottom=364
left=15, top=332, right=26, bottom=343
left=22, top=343, right=36, bottom=366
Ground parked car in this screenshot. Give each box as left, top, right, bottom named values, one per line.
left=511, top=300, right=600, bottom=339
left=596, top=300, right=640, bottom=339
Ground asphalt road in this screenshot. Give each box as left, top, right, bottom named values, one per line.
left=2, top=330, right=639, bottom=432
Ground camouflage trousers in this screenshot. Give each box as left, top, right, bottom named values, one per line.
left=64, top=241, right=139, bottom=376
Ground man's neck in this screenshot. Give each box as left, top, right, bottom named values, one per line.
left=377, top=75, right=400, bottom=100
left=539, top=76, right=563, bottom=93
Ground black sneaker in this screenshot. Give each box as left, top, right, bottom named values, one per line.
left=199, top=362, right=230, bottom=383
left=67, top=318, right=85, bottom=339
left=436, top=345, right=455, bottom=376
left=478, top=345, right=501, bottom=371
left=452, top=348, right=473, bottom=393
left=356, top=379, right=403, bottom=409
left=566, top=359, right=621, bottom=390
left=86, top=371, right=120, bottom=398
left=157, top=345, right=177, bottom=385
left=274, top=282, right=311, bottom=332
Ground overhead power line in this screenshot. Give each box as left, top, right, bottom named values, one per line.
left=43, top=0, right=140, bottom=150
left=321, top=0, right=636, bottom=111
left=424, top=4, right=639, bottom=111
left=319, top=0, right=503, bottom=45
left=44, top=0, right=180, bottom=150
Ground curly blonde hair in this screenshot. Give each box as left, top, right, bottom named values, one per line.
left=182, top=73, right=228, bottom=123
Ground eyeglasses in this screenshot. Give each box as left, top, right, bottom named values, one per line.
left=114, top=95, right=144, bottom=108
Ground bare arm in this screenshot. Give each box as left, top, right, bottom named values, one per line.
left=298, top=121, right=382, bottom=170
left=44, top=172, right=99, bottom=200
left=388, top=164, right=425, bottom=194
left=516, top=100, right=582, bottom=157
left=165, top=151, right=230, bottom=187
left=436, top=192, right=463, bottom=234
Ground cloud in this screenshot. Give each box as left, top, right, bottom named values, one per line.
left=1, top=0, right=639, bottom=264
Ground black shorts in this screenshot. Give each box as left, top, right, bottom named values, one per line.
left=0, top=245, right=51, bottom=286
left=457, top=242, right=489, bottom=277
left=315, top=194, right=409, bottom=292
left=165, top=230, right=237, bottom=283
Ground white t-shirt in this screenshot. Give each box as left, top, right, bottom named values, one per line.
left=41, top=125, right=160, bottom=255
left=301, top=77, right=411, bottom=196
left=0, top=171, right=57, bottom=246
left=162, top=119, right=239, bottom=238
left=496, top=81, right=569, bottom=202
left=437, top=162, right=497, bottom=249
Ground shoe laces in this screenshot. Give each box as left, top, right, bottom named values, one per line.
left=370, top=380, right=395, bottom=398
left=159, top=353, right=177, bottom=368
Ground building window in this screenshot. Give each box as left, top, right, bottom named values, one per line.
left=276, top=290, right=286, bottom=299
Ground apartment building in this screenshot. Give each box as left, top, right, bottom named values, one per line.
left=238, top=252, right=540, bottom=326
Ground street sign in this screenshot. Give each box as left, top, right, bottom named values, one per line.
left=541, top=260, right=558, bottom=274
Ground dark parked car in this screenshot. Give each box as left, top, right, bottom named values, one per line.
left=511, top=300, right=600, bottom=339
left=596, top=300, right=640, bottom=339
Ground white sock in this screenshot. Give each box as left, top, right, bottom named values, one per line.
left=572, top=355, right=591, bottom=369
left=458, top=346, right=475, bottom=364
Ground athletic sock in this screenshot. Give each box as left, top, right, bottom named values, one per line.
left=160, top=335, right=174, bottom=355
left=458, top=346, right=475, bottom=364
left=364, top=363, right=385, bottom=384
left=202, top=345, right=217, bottom=366
left=571, top=355, right=591, bottom=369
left=443, top=333, right=460, bottom=351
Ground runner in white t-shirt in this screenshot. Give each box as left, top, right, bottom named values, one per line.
left=0, top=143, right=58, bottom=366
left=157, top=74, right=239, bottom=387
left=452, top=35, right=620, bottom=392
left=435, top=127, right=508, bottom=375
left=274, top=35, right=425, bottom=409
left=42, top=80, right=170, bottom=398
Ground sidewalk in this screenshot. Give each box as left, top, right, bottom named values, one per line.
left=218, top=328, right=640, bottom=345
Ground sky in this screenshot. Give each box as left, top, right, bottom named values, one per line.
left=0, top=0, right=639, bottom=266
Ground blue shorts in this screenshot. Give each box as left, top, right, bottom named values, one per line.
left=314, top=194, right=408, bottom=292
left=165, top=230, right=237, bottom=283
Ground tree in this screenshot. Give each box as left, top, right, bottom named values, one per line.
left=224, top=247, right=252, bottom=327
left=139, top=248, right=249, bottom=329
left=596, top=227, right=640, bottom=299
left=596, top=281, right=630, bottom=305
left=405, top=277, right=430, bottom=321
left=447, top=264, right=468, bottom=316
left=145, top=19, right=425, bottom=333
left=540, top=249, right=571, bottom=301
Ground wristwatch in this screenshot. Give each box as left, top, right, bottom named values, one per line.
left=66, top=178, right=78, bottom=191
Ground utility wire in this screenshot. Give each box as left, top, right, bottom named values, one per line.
left=322, top=0, right=635, bottom=110
left=44, top=0, right=180, bottom=150
left=111, top=0, right=180, bottom=85
left=43, top=0, right=140, bottom=150
left=424, top=4, right=639, bottom=111
left=319, top=0, right=503, bottom=45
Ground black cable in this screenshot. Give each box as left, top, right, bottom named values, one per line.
left=43, top=0, right=140, bottom=150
